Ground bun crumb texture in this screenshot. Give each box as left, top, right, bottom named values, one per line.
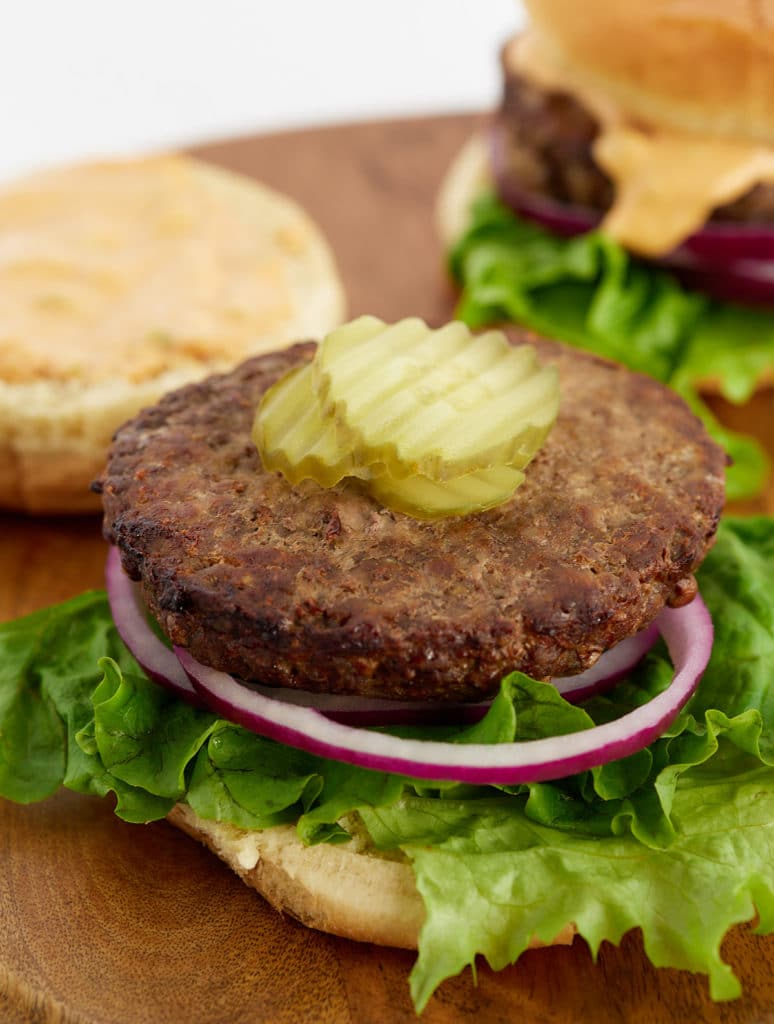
left=525, top=0, right=774, bottom=142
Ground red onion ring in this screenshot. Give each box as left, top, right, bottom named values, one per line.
left=176, top=596, right=712, bottom=785
left=664, top=251, right=774, bottom=305
left=229, top=621, right=657, bottom=725
left=551, top=623, right=660, bottom=702
left=489, top=121, right=774, bottom=304
left=105, top=545, right=201, bottom=706
left=105, top=548, right=659, bottom=726
left=234, top=684, right=491, bottom=727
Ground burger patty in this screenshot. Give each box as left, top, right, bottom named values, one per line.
left=98, top=334, right=725, bottom=702
left=500, top=64, right=774, bottom=224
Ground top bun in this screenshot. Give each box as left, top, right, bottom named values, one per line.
left=0, top=157, right=345, bottom=513
left=525, top=0, right=774, bottom=142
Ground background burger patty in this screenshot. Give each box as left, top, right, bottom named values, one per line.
left=500, top=65, right=774, bottom=224
left=98, top=334, right=725, bottom=701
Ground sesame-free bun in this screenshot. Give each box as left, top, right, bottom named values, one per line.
left=524, top=0, right=774, bottom=143
left=168, top=805, right=424, bottom=949
left=168, top=803, right=576, bottom=952
left=435, top=134, right=492, bottom=249
left=0, top=156, right=345, bottom=513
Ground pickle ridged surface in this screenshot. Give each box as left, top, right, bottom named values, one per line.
left=369, top=465, right=525, bottom=519
left=253, top=362, right=369, bottom=487
left=253, top=330, right=527, bottom=516
left=315, top=317, right=559, bottom=480
left=254, top=317, right=558, bottom=514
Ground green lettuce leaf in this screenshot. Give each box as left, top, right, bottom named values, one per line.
left=0, top=591, right=138, bottom=804
left=186, top=725, right=325, bottom=831
left=362, top=749, right=774, bottom=1010
left=0, top=517, right=772, bottom=1010
left=451, top=196, right=773, bottom=500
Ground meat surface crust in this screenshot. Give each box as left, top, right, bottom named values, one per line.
left=98, top=333, right=725, bottom=701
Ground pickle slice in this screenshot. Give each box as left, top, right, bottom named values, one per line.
left=316, top=317, right=559, bottom=480
left=253, top=361, right=376, bottom=487
left=254, top=317, right=559, bottom=519
left=368, top=464, right=525, bottom=519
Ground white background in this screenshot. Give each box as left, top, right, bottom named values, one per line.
left=0, top=1, right=525, bottom=182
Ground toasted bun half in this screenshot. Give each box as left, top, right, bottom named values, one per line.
left=0, top=156, right=345, bottom=513
left=435, top=134, right=492, bottom=250
left=524, top=0, right=774, bottom=143
left=168, top=804, right=576, bottom=952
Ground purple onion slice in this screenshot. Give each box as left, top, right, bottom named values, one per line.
left=551, top=623, right=660, bottom=703
left=177, top=597, right=712, bottom=785
left=106, top=547, right=659, bottom=726
left=230, top=684, right=491, bottom=727
left=218, top=622, right=658, bottom=725
left=105, top=545, right=201, bottom=706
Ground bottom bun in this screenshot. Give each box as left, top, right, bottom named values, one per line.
left=168, top=803, right=576, bottom=951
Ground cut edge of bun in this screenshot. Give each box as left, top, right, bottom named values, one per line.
left=435, top=134, right=493, bottom=250
left=0, top=369, right=204, bottom=513
left=168, top=803, right=576, bottom=952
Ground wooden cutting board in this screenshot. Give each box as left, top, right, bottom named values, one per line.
left=1, top=114, right=773, bottom=1024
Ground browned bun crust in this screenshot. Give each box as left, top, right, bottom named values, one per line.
left=694, top=367, right=774, bottom=397
left=524, top=0, right=774, bottom=143
left=167, top=804, right=576, bottom=951
left=436, top=134, right=492, bottom=249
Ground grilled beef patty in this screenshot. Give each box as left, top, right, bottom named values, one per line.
left=97, top=333, right=725, bottom=701
left=499, top=61, right=774, bottom=224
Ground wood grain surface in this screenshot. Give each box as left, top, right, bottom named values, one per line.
left=1, top=114, right=773, bottom=1024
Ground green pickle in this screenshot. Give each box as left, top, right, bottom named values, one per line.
left=253, top=362, right=368, bottom=487
left=369, top=465, right=526, bottom=519
left=315, top=317, right=559, bottom=480
left=253, top=317, right=560, bottom=519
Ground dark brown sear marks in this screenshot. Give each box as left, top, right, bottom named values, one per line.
left=98, top=332, right=725, bottom=701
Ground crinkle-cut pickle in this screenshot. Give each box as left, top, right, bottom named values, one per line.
left=253, top=362, right=375, bottom=487
left=253, top=316, right=560, bottom=519
left=253, top=362, right=523, bottom=515
left=315, top=316, right=559, bottom=480
left=369, top=465, right=526, bottom=519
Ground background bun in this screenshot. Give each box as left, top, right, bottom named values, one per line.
left=169, top=804, right=576, bottom=951
left=435, top=134, right=492, bottom=248
left=0, top=156, right=345, bottom=513
left=524, top=0, right=774, bottom=142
